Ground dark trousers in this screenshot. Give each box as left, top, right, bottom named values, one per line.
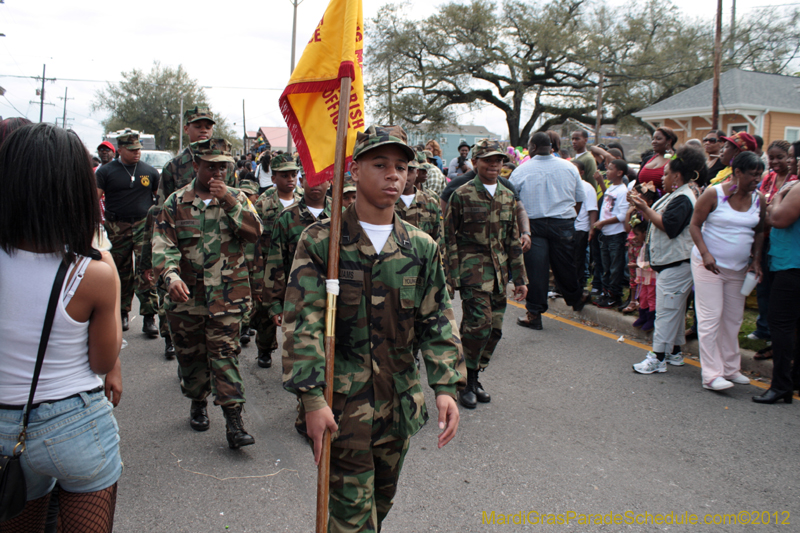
left=767, top=269, right=800, bottom=392
left=574, top=230, right=589, bottom=289
left=754, top=237, right=772, bottom=339
left=524, top=218, right=582, bottom=314
left=599, top=232, right=627, bottom=298
left=590, top=234, right=604, bottom=291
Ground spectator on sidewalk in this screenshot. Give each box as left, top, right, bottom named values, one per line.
left=591, top=160, right=630, bottom=308
left=425, top=139, right=444, bottom=171
left=709, top=132, right=758, bottom=185
left=511, top=132, right=589, bottom=330
left=570, top=129, right=598, bottom=189
left=630, top=146, right=705, bottom=375
left=571, top=160, right=598, bottom=290
left=690, top=151, right=765, bottom=391
left=628, top=220, right=656, bottom=330
left=448, top=141, right=474, bottom=178
left=749, top=140, right=798, bottom=345
left=637, top=127, right=677, bottom=194
left=753, top=174, right=800, bottom=403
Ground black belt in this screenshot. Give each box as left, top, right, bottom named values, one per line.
left=105, top=212, right=145, bottom=224
left=0, top=386, right=105, bottom=411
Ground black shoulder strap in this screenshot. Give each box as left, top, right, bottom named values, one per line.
left=22, top=260, right=69, bottom=429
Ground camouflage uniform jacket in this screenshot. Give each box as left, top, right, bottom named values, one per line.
left=282, top=205, right=466, bottom=450
left=394, top=187, right=444, bottom=248
left=265, top=196, right=332, bottom=318
left=253, top=188, right=302, bottom=297
left=445, top=176, right=528, bottom=293
left=153, top=179, right=263, bottom=317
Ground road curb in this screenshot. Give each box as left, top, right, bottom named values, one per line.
left=545, top=298, right=774, bottom=380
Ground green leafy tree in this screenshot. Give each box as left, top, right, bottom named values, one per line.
left=93, top=61, right=240, bottom=152
left=366, top=0, right=800, bottom=145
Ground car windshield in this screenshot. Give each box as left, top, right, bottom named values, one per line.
left=140, top=151, right=172, bottom=169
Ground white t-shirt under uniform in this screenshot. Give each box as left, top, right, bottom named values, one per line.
left=574, top=180, right=598, bottom=232
left=360, top=221, right=394, bottom=253
left=599, top=183, right=629, bottom=236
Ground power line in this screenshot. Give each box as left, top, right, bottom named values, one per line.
left=1, top=94, right=28, bottom=117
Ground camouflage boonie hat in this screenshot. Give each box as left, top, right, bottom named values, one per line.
left=423, top=150, right=434, bottom=160
left=352, top=125, right=415, bottom=161
left=184, top=105, right=216, bottom=125
left=472, top=138, right=509, bottom=161
left=117, top=132, right=142, bottom=150
left=271, top=153, right=300, bottom=172
left=190, top=138, right=234, bottom=163
left=408, top=151, right=425, bottom=169
left=343, top=171, right=356, bottom=193
left=419, top=162, right=433, bottom=172
left=237, top=178, right=259, bottom=196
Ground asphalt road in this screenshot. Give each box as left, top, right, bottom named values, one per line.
left=112, top=298, right=800, bottom=532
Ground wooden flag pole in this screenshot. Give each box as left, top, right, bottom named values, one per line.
left=316, top=74, right=353, bottom=533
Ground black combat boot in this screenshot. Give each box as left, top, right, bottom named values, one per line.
left=222, top=404, right=255, bottom=449
left=474, top=369, right=491, bottom=403
left=142, top=314, right=158, bottom=338
left=240, top=330, right=251, bottom=346
left=458, top=369, right=478, bottom=409
left=189, top=400, right=209, bottom=432
left=164, top=336, right=176, bottom=360
left=257, top=349, right=272, bottom=368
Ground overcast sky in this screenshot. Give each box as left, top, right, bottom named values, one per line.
left=0, top=0, right=778, bottom=150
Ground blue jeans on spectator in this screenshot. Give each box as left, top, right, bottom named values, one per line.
left=523, top=217, right=583, bottom=314
left=599, top=232, right=627, bottom=299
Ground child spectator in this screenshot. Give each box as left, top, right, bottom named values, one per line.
left=572, top=159, right=598, bottom=290
left=622, top=183, right=658, bottom=313
left=629, top=219, right=656, bottom=331
left=591, top=159, right=630, bottom=308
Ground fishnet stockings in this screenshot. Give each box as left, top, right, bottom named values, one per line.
left=0, top=483, right=117, bottom=533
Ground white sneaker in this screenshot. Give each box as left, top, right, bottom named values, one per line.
left=726, top=372, right=751, bottom=385
left=633, top=352, right=667, bottom=374
left=746, top=332, right=769, bottom=341
left=703, top=377, right=734, bottom=391
left=665, top=352, right=685, bottom=366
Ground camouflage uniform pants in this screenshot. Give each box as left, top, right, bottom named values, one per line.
left=105, top=218, right=157, bottom=316
left=459, top=287, right=507, bottom=370
left=252, top=301, right=278, bottom=353
left=167, top=312, right=245, bottom=406
left=329, top=438, right=410, bottom=533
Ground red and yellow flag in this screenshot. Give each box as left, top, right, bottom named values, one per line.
left=279, top=0, right=365, bottom=187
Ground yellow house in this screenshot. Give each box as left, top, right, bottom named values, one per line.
left=633, top=69, right=800, bottom=146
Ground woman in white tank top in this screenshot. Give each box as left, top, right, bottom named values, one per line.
left=690, top=151, right=766, bottom=392
left=0, top=123, right=123, bottom=532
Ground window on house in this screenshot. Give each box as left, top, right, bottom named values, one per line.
left=729, top=124, right=749, bottom=134
left=786, top=127, right=800, bottom=144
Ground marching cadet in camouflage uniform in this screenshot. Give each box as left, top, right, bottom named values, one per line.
left=235, top=177, right=260, bottom=346
left=153, top=138, right=263, bottom=449
left=445, top=139, right=528, bottom=409
left=144, top=106, right=236, bottom=357
left=264, top=173, right=331, bottom=328
left=95, top=132, right=160, bottom=335
left=282, top=125, right=465, bottom=533
left=395, top=156, right=444, bottom=248
left=342, top=171, right=357, bottom=208
left=251, top=153, right=302, bottom=368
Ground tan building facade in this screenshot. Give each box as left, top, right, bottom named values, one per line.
left=634, top=69, right=800, bottom=147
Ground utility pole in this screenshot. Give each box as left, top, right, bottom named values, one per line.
left=39, top=64, right=46, bottom=122
left=387, top=63, right=393, bottom=124
left=57, top=87, right=72, bottom=127
left=712, top=0, right=723, bottom=130
left=179, top=97, right=184, bottom=152
left=594, top=71, right=604, bottom=145
left=729, top=0, right=736, bottom=59
left=242, top=99, right=247, bottom=154
left=286, top=0, right=303, bottom=154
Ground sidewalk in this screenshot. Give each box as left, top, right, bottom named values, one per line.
left=544, top=297, right=774, bottom=380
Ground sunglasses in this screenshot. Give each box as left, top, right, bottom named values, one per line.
left=703, top=138, right=719, bottom=143
left=98, top=147, right=113, bottom=152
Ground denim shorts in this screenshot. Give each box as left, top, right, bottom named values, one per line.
left=0, top=389, right=122, bottom=500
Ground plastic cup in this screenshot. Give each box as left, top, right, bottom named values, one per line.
left=740, top=271, right=758, bottom=296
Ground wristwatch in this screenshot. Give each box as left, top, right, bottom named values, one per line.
left=521, top=231, right=531, bottom=236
